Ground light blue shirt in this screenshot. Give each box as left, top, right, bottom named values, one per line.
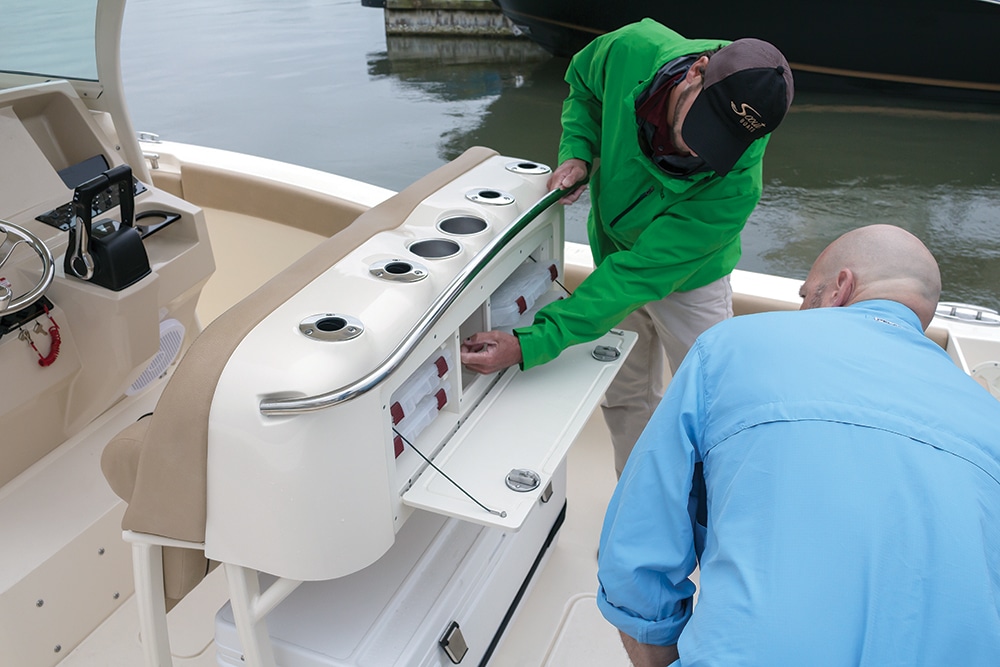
left=598, top=300, right=1000, bottom=666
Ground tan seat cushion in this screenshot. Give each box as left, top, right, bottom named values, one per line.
left=101, top=415, right=149, bottom=502
left=102, top=414, right=212, bottom=610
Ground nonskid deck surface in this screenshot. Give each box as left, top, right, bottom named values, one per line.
left=193, top=207, right=327, bottom=325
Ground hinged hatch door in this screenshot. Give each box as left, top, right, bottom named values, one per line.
left=403, top=329, right=636, bottom=530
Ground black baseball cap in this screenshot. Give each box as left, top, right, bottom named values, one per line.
left=681, top=38, right=794, bottom=176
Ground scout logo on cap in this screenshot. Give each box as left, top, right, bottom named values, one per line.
left=732, top=102, right=767, bottom=133
left=682, top=38, right=794, bottom=176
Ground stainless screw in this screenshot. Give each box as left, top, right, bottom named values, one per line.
left=97, top=547, right=105, bottom=555
left=36, top=599, right=44, bottom=607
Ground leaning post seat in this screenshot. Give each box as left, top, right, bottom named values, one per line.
left=100, top=145, right=631, bottom=667
left=101, top=146, right=500, bottom=602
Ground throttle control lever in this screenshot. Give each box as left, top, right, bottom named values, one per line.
left=64, top=164, right=150, bottom=291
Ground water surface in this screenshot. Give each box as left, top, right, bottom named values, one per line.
left=120, top=0, right=1000, bottom=309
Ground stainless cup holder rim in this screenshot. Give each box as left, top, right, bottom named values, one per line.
left=299, top=313, right=364, bottom=341
left=465, top=188, right=515, bottom=206
left=369, top=258, right=430, bottom=282
left=504, top=160, right=552, bottom=175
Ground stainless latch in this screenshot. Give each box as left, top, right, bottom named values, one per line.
left=440, top=621, right=469, bottom=664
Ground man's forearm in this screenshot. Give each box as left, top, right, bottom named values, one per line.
left=620, top=631, right=679, bottom=667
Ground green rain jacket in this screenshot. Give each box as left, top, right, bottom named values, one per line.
left=514, top=19, right=769, bottom=369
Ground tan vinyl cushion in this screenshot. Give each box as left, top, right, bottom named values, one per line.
left=162, top=550, right=217, bottom=612
left=101, top=416, right=149, bottom=502
left=101, top=415, right=212, bottom=609
left=103, top=147, right=499, bottom=553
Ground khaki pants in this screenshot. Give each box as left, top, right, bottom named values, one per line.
left=601, top=275, right=733, bottom=477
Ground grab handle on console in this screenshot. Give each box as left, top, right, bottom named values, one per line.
left=258, top=188, right=568, bottom=416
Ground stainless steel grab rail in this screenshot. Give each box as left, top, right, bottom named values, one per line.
left=259, top=188, right=567, bottom=416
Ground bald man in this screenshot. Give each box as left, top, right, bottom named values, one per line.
left=798, top=223, right=942, bottom=327
left=597, top=225, right=1000, bottom=666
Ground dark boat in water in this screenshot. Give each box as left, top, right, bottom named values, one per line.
left=491, top=0, right=1000, bottom=100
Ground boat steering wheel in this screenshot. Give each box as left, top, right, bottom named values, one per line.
left=0, top=220, right=56, bottom=317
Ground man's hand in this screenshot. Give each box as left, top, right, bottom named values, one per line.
left=460, top=331, right=523, bottom=374
left=547, top=158, right=589, bottom=205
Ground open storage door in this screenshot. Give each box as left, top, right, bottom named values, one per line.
left=402, top=329, right=635, bottom=530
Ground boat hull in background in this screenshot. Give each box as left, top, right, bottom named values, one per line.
left=492, top=0, right=1000, bottom=99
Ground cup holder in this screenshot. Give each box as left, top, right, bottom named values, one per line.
left=135, top=209, right=182, bottom=239
left=437, top=215, right=488, bottom=236
left=409, top=238, right=461, bottom=259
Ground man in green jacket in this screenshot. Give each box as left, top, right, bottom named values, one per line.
left=462, top=19, right=794, bottom=475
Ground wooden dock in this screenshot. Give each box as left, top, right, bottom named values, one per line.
left=378, top=0, right=522, bottom=38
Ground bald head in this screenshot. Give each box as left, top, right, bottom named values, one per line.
left=799, top=224, right=941, bottom=329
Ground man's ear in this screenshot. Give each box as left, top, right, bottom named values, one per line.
left=687, top=56, right=710, bottom=83
left=831, top=269, right=856, bottom=307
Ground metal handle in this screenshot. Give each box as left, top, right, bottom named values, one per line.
left=259, top=188, right=567, bottom=416
left=934, top=301, right=1000, bottom=326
